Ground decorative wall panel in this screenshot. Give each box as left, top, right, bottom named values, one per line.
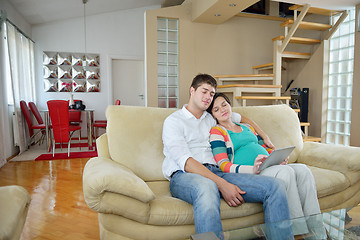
left=43, top=51, right=100, bottom=92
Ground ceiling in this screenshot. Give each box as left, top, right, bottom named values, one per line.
left=6, top=0, right=360, bottom=25
left=6, top=0, right=165, bottom=25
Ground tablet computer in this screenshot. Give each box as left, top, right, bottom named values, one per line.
left=258, top=146, right=296, bottom=171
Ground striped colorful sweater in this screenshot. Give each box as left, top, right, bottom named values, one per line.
left=209, top=123, right=273, bottom=173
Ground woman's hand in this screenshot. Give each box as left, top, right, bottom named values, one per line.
left=280, top=157, right=289, bottom=165
left=253, top=155, right=267, bottom=174
left=263, top=136, right=275, bottom=150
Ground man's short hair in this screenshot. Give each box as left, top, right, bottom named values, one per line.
left=190, top=74, right=217, bottom=91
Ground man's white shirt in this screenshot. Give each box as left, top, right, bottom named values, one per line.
left=162, top=105, right=241, bottom=180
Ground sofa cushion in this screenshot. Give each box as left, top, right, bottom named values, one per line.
left=99, top=213, right=196, bottom=240
left=318, top=181, right=360, bottom=211
left=146, top=181, right=263, bottom=225
left=106, top=106, right=176, bottom=181
left=309, top=166, right=350, bottom=198
left=99, top=212, right=265, bottom=240
left=100, top=192, right=151, bottom=224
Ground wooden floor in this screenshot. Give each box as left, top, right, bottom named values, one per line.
left=0, top=158, right=359, bottom=240
left=347, top=204, right=360, bottom=228
left=0, top=158, right=99, bottom=240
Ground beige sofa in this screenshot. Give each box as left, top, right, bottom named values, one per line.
left=83, top=104, right=360, bottom=240
left=0, top=185, right=31, bottom=240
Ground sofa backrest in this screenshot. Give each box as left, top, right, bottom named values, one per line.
left=106, top=104, right=303, bottom=181
left=106, top=105, right=176, bottom=181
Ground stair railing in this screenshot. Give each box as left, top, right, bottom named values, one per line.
left=279, top=4, right=310, bottom=53
left=324, top=10, right=348, bottom=40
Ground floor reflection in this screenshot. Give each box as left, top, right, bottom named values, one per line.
left=0, top=158, right=99, bottom=240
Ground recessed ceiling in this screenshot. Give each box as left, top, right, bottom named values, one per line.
left=5, top=0, right=360, bottom=25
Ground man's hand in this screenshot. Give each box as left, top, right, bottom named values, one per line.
left=253, top=155, right=267, bottom=174
left=217, top=180, right=246, bottom=207
left=184, top=158, right=246, bottom=207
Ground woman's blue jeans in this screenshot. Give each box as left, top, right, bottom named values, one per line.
left=170, top=164, right=293, bottom=239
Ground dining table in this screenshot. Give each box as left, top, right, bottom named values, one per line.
left=40, top=109, right=95, bottom=152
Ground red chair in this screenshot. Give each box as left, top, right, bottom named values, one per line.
left=93, top=99, right=120, bottom=138
left=28, top=102, right=44, bottom=124
left=67, top=100, right=82, bottom=141
left=20, top=100, right=47, bottom=146
left=47, top=100, right=81, bottom=157
left=68, top=100, right=82, bottom=125
left=29, top=101, right=51, bottom=146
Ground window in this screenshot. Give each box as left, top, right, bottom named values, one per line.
left=3, top=20, right=36, bottom=105
left=157, top=18, right=179, bottom=108
left=326, top=9, right=355, bottom=145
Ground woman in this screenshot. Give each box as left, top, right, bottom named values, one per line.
left=208, top=93, right=325, bottom=236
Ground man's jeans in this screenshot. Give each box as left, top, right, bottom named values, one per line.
left=170, top=164, right=293, bottom=239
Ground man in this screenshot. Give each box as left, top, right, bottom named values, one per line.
left=162, top=73, right=292, bottom=238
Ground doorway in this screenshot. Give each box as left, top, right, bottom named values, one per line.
left=112, top=59, right=145, bottom=106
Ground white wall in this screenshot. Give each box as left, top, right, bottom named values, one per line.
left=32, top=5, right=160, bottom=126
left=0, top=0, right=32, bottom=36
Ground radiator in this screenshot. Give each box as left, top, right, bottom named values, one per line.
left=12, top=112, right=19, bottom=147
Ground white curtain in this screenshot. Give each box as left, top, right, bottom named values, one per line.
left=6, top=22, right=36, bottom=153
left=0, top=20, right=7, bottom=167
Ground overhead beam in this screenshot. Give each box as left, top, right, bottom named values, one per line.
left=192, top=0, right=259, bottom=24
left=161, top=0, right=185, bottom=8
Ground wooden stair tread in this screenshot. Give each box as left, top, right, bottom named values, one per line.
left=281, top=20, right=332, bottom=31
left=283, top=51, right=311, bottom=56
left=252, top=63, right=273, bottom=69
left=289, top=5, right=343, bottom=16
left=252, top=63, right=286, bottom=70
left=300, top=122, right=310, bottom=127
left=215, top=74, right=274, bottom=78
left=303, top=136, right=321, bottom=142
left=282, top=51, right=311, bottom=59
left=272, top=36, right=321, bottom=45
left=289, top=37, right=321, bottom=45
left=218, top=84, right=282, bottom=89
left=235, top=96, right=291, bottom=100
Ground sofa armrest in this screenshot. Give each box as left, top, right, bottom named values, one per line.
left=96, top=133, right=110, bottom=159
left=297, top=142, right=360, bottom=174
left=83, top=157, right=155, bottom=212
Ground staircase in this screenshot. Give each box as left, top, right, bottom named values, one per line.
left=215, top=4, right=348, bottom=142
